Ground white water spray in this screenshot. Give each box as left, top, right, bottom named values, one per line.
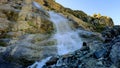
left=32, top=1, right=42, bottom=9
left=28, top=57, right=51, bottom=68
left=28, top=11, right=83, bottom=68
left=49, top=11, right=83, bottom=55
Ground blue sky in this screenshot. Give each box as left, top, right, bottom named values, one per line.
left=56, top=0, right=120, bottom=25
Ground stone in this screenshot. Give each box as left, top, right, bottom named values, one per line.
left=46, top=56, right=59, bottom=66
left=94, top=48, right=107, bottom=59
left=110, top=42, right=120, bottom=68
left=83, top=42, right=87, bottom=46
left=0, top=56, right=23, bottom=68
left=112, top=35, right=120, bottom=44
left=102, top=25, right=120, bottom=40
left=96, top=61, right=103, bottom=66
left=0, top=47, right=6, bottom=54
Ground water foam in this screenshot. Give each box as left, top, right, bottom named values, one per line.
left=28, top=11, right=83, bottom=68
left=49, top=11, right=83, bottom=55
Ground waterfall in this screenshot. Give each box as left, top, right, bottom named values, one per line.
left=28, top=11, right=83, bottom=68
left=32, top=1, right=42, bottom=9
left=49, top=11, right=83, bottom=55
left=28, top=57, right=52, bottom=68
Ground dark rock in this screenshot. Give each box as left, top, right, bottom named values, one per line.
left=80, top=45, right=89, bottom=51
left=0, top=62, right=23, bottom=68
left=104, top=38, right=112, bottom=43
left=102, top=25, right=120, bottom=41
left=94, top=48, right=107, bottom=59
left=0, top=56, right=5, bottom=62
left=110, top=42, right=120, bottom=68
left=111, top=35, right=120, bottom=44
left=0, top=56, right=23, bottom=68
left=83, top=42, right=87, bottom=46
left=46, top=56, right=59, bottom=66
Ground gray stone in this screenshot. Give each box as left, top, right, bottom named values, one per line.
left=110, top=42, right=120, bottom=68
left=94, top=48, right=107, bottom=59
left=46, top=56, right=59, bottom=66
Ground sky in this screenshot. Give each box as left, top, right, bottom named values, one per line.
left=56, top=0, right=120, bottom=25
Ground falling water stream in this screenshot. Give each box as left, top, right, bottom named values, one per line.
left=49, top=11, right=83, bottom=55
left=29, top=2, right=83, bottom=68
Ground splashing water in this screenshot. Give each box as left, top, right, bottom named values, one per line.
left=32, top=1, right=42, bottom=9
left=49, top=11, right=83, bottom=55
left=28, top=57, right=51, bottom=68
left=28, top=11, right=83, bottom=68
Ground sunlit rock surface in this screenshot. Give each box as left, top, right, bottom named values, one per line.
left=0, top=0, right=119, bottom=68
left=0, top=0, right=55, bottom=67
left=35, top=0, right=114, bottom=32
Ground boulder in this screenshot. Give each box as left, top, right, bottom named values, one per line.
left=94, top=48, right=107, bottom=59
left=46, top=56, right=59, bottom=66
left=110, top=42, right=120, bottom=68
left=102, top=25, right=120, bottom=42
left=0, top=46, right=6, bottom=54
left=0, top=56, right=23, bottom=68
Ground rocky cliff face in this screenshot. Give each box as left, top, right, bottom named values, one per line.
left=0, top=0, right=54, bottom=37
left=0, top=0, right=114, bottom=39
left=0, top=0, right=55, bottom=67
left=35, top=0, right=114, bottom=32
left=0, top=0, right=118, bottom=68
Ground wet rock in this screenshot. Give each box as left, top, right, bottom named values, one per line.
left=96, top=61, right=103, bottom=66
left=2, top=34, right=57, bottom=66
left=0, top=46, right=6, bottom=54
left=0, top=56, right=23, bottom=68
left=104, top=38, right=112, bottom=43
left=102, top=25, right=120, bottom=42
left=80, top=42, right=90, bottom=51
left=83, top=42, right=87, bottom=46
left=110, top=42, right=120, bottom=68
left=46, top=56, right=59, bottom=66
left=94, top=48, right=107, bottom=59
left=111, top=35, right=120, bottom=44
left=79, top=30, right=104, bottom=43
left=0, top=62, right=23, bottom=68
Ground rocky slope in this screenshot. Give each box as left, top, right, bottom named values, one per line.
left=35, top=0, right=114, bottom=32
left=42, top=26, right=120, bottom=68
left=0, top=0, right=56, bottom=67
left=0, top=0, right=119, bottom=68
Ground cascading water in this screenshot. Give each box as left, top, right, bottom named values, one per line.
left=28, top=11, right=83, bottom=68
left=32, top=3, right=83, bottom=54
left=32, top=1, right=42, bottom=9
left=49, top=11, right=83, bottom=55
left=28, top=57, right=52, bottom=68
left=28, top=2, right=83, bottom=67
